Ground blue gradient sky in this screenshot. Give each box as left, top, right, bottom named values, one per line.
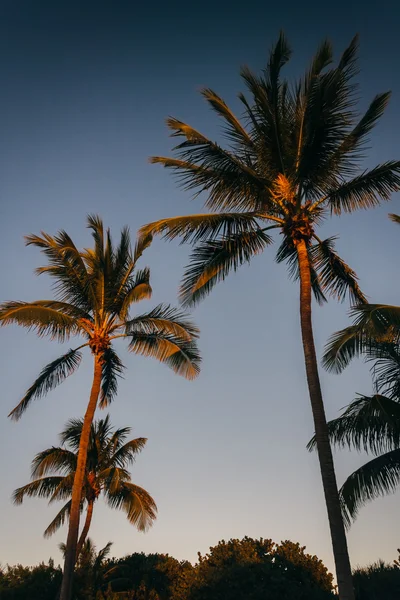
left=1, top=0, right=399, bottom=573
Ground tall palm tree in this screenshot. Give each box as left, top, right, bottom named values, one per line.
left=0, top=215, right=201, bottom=600
left=136, top=34, right=400, bottom=599
left=13, top=415, right=157, bottom=558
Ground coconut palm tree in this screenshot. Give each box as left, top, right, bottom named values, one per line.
left=0, top=215, right=201, bottom=600
left=13, top=415, right=157, bottom=558
left=136, top=34, right=400, bottom=599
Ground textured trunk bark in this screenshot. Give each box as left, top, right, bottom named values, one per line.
left=59, top=354, right=102, bottom=600
left=75, top=499, right=94, bottom=561
left=296, top=238, right=355, bottom=600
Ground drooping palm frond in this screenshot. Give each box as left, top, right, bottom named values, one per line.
left=339, top=449, right=400, bottom=527
left=31, top=447, right=77, bottom=477
left=12, top=476, right=65, bottom=504
left=0, top=301, right=83, bottom=341
left=125, top=304, right=199, bottom=342
left=323, top=305, right=400, bottom=373
left=326, top=161, right=400, bottom=215
left=179, top=229, right=274, bottom=307
left=127, top=332, right=201, bottom=380
left=138, top=212, right=264, bottom=247
left=8, top=346, right=86, bottom=420
left=99, top=347, right=125, bottom=408
left=44, top=501, right=73, bottom=538
left=310, top=237, right=367, bottom=304
left=307, top=394, right=400, bottom=455
left=105, top=482, right=157, bottom=531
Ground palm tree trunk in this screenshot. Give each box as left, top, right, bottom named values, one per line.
left=59, top=354, right=103, bottom=600
left=296, top=238, right=354, bottom=600
left=75, top=499, right=94, bottom=561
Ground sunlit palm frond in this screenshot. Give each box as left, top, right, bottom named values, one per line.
left=201, top=88, right=254, bottom=149
left=8, top=347, right=85, bottom=420
left=138, top=212, right=263, bottom=248
left=125, top=304, right=199, bottom=341
left=117, top=267, right=152, bottom=319
left=179, top=229, right=273, bottom=307
left=127, top=332, right=201, bottom=380
left=389, top=213, right=400, bottom=225
left=0, top=301, right=83, bottom=341
left=106, top=482, right=157, bottom=532
left=339, top=449, right=400, bottom=527
left=31, top=447, right=77, bottom=478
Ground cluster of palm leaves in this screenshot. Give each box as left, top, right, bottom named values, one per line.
left=14, top=415, right=157, bottom=556
left=1, top=32, right=400, bottom=600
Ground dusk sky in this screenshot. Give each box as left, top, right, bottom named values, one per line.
left=1, top=0, right=400, bottom=575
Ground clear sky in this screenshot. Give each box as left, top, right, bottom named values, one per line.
left=0, top=0, right=399, bottom=575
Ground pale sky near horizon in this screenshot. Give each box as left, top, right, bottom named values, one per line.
left=1, top=0, right=400, bottom=576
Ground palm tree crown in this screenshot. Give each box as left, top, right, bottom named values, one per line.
left=0, top=215, right=200, bottom=420
left=138, top=34, right=399, bottom=307
left=13, top=415, right=157, bottom=544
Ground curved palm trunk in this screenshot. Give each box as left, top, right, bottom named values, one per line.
left=296, top=238, right=354, bottom=600
left=60, top=354, right=103, bottom=600
left=75, top=499, right=94, bottom=561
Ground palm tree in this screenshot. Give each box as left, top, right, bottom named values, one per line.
left=136, top=34, right=400, bottom=599
left=0, top=215, right=201, bottom=600
left=13, top=415, right=157, bottom=558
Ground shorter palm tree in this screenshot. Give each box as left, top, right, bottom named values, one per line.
left=13, top=415, right=157, bottom=558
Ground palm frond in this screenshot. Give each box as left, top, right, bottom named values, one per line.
left=127, top=332, right=201, bottom=380
left=12, top=476, right=64, bottom=504
left=179, top=229, right=273, bottom=307
left=323, top=305, right=400, bottom=372
left=8, top=347, right=85, bottom=420
left=201, top=88, right=254, bottom=149
left=44, top=500, right=73, bottom=538
left=310, top=237, right=367, bottom=304
left=307, top=394, right=400, bottom=455
left=106, top=482, right=157, bottom=531
left=389, top=213, right=400, bottom=225
left=0, top=301, right=83, bottom=341
left=31, top=447, right=77, bottom=478
left=138, top=212, right=262, bottom=247
left=125, top=304, right=199, bottom=341
left=339, top=449, right=400, bottom=527
left=327, top=161, right=400, bottom=214
left=99, top=347, right=125, bottom=408
left=111, top=438, right=147, bottom=469
left=117, top=268, right=152, bottom=319
left=26, top=231, right=94, bottom=312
